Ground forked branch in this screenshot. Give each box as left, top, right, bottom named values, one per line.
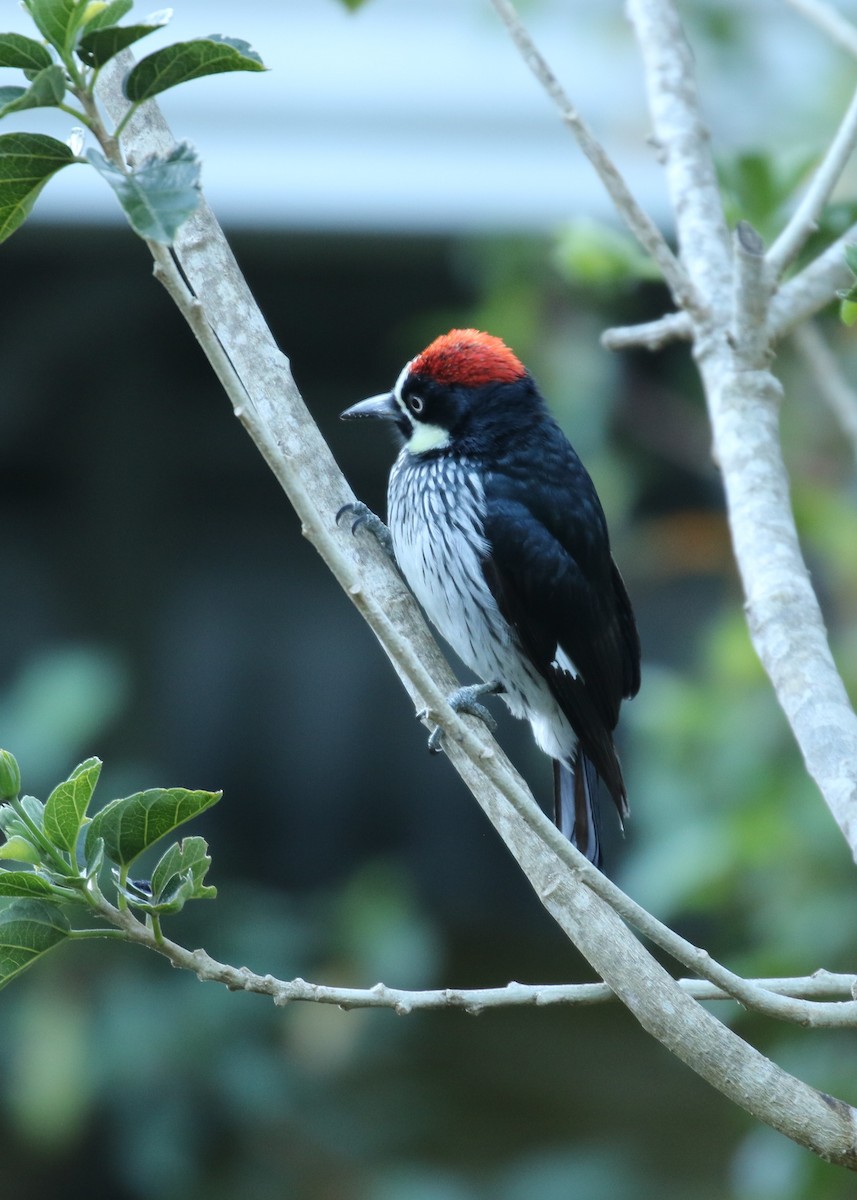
left=624, top=0, right=857, bottom=857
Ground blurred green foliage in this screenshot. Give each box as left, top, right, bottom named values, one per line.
left=718, top=150, right=816, bottom=243
left=554, top=218, right=663, bottom=289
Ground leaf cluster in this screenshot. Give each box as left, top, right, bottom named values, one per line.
left=0, top=0, right=265, bottom=242
left=0, top=749, right=220, bottom=989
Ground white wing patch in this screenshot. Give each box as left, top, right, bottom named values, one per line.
left=550, top=646, right=579, bottom=679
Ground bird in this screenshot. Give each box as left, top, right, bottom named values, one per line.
left=339, top=328, right=640, bottom=868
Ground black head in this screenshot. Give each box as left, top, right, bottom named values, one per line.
left=340, top=328, right=540, bottom=455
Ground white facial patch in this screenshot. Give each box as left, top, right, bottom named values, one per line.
left=407, top=423, right=451, bottom=454
left=393, top=359, right=451, bottom=455
left=392, top=361, right=413, bottom=410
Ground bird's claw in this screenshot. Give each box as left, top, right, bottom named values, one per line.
left=336, top=501, right=395, bottom=559
left=419, top=681, right=504, bottom=753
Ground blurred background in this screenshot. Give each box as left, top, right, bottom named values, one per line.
left=2, top=0, right=857, bottom=1197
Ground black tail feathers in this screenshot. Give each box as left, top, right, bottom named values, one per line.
left=553, top=753, right=612, bottom=870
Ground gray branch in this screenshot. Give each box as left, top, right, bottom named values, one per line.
left=767, top=79, right=857, bottom=277
left=83, top=897, right=857, bottom=1018
left=770, top=222, right=857, bottom=336
left=623, top=0, right=857, bottom=859
left=602, top=217, right=857, bottom=350
left=601, top=310, right=692, bottom=351
left=488, top=0, right=702, bottom=317
left=784, top=0, right=857, bottom=55
left=626, top=0, right=733, bottom=322
left=732, top=221, right=772, bottom=366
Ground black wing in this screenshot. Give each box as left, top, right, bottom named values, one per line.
left=481, top=425, right=640, bottom=804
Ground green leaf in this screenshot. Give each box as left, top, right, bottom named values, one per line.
left=77, top=17, right=171, bottom=68
left=0, top=88, right=28, bottom=111
left=123, top=35, right=266, bottom=103
left=0, top=836, right=42, bottom=865
left=554, top=217, right=662, bottom=287
left=0, top=131, right=77, bottom=243
left=0, top=751, right=21, bottom=801
left=0, top=871, right=55, bottom=898
left=0, top=65, right=66, bottom=117
left=0, top=795, right=47, bottom=863
left=121, top=874, right=187, bottom=913
left=44, top=756, right=101, bottom=852
left=85, top=786, right=221, bottom=867
left=81, top=0, right=134, bottom=32
left=86, top=142, right=201, bottom=244
left=151, top=836, right=216, bottom=901
left=122, top=836, right=216, bottom=913
left=20, top=795, right=46, bottom=829
left=85, top=834, right=104, bottom=880
left=840, top=297, right=857, bottom=326
left=0, top=803, right=26, bottom=839
left=0, top=806, right=26, bottom=841
left=23, top=0, right=90, bottom=56
left=0, top=795, right=46, bottom=839
left=0, top=32, right=54, bottom=71
left=844, top=243, right=857, bottom=276
left=0, top=899, right=69, bottom=989
left=719, top=150, right=815, bottom=239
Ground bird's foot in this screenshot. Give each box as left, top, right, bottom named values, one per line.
left=336, top=501, right=395, bottom=559
left=421, top=680, right=505, bottom=753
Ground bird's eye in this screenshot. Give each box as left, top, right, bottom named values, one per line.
left=407, top=394, right=425, bottom=415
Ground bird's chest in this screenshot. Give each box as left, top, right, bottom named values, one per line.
left=387, top=453, right=507, bottom=672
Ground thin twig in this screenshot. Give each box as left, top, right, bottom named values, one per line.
left=767, top=80, right=857, bottom=278
left=625, top=0, right=733, bottom=327
left=769, top=219, right=857, bottom=336
left=601, top=310, right=693, bottom=351
left=535, top=811, right=857, bottom=1028
left=83, top=897, right=857, bottom=1019
left=488, top=0, right=703, bottom=319
left=783, top=0, right=857, bottom=56
left=602, top=218, right=857, bottom=348
left=793, top=320, right=857, bottom=463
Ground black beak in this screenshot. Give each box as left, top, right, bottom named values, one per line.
left=340, top=392, right=399, bottom=421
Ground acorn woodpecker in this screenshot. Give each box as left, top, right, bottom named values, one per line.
left=340, top=328, right=640, bottom=868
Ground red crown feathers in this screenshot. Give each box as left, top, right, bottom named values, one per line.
left=410, top=329, right=526, bottom=388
